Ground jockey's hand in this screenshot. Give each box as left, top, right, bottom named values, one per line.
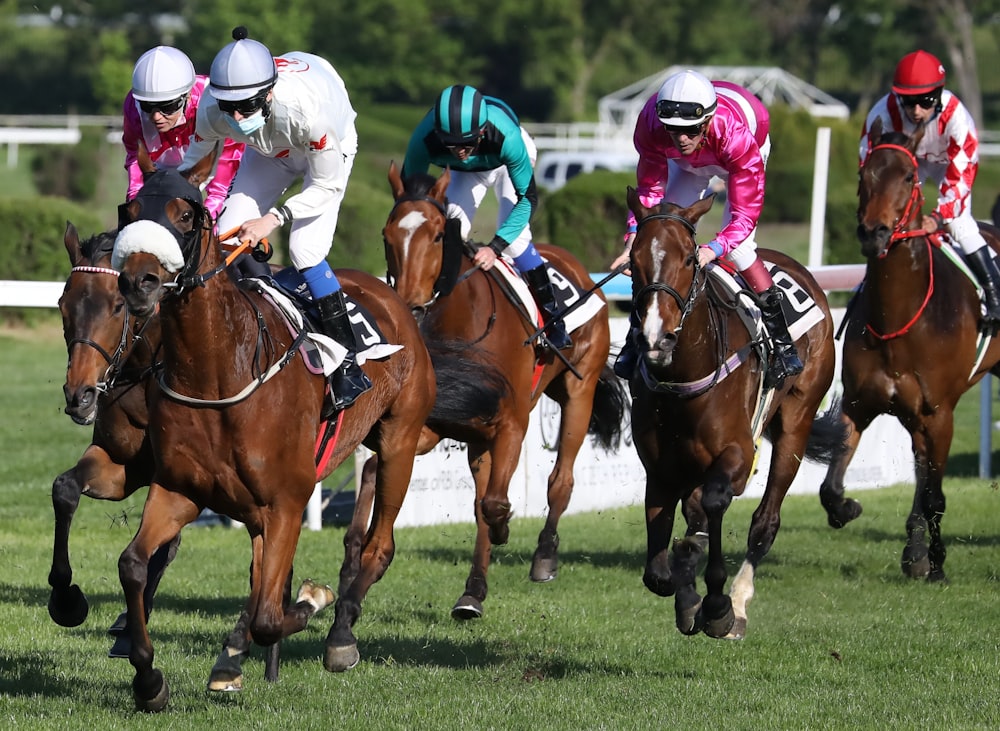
left=922, top=213, right=940, bottom=234
left=473, top=246, right=498, bottom=271
left=697, top=243, right=720, bottom=268
left=238, top=214, right=279, bottom=247
left=611, top=231, right=636, bottom=276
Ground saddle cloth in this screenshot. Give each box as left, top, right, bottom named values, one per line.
left=253, top=275, right=403, bottom=377
left=492, top=256, right=606, bottom=333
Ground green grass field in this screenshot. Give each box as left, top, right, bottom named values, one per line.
left=2, top=326, right=1000, bottom=728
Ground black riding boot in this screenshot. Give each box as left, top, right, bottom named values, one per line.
left=235, top=252, right=272, bottom=280
left=966, top=248, right=1000, bottom=329
left=613, top=325, right=640, bottom=380
left=524, top=264, right=572, bottom=350
left=316, top=290, right=372, bottom=411
left=760, top=287, right=804, bottom=389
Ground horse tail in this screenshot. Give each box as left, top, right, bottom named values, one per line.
left=801, top=396, right=850, bottom=465
left=587, top=365, right=629, bottom=451
left=425, top=339, right=509, bottom=428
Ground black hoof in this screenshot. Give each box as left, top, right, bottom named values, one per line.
left=826, top=498, right=863, bottom=529
left=108, top=633, right=131, bottom=659
left=530, top=554, right=558, bottom=583
left=324, top=643, right=360, bottom=673
left=134, top=670, right=169, bottom=713
left=451, top=595, right=484, bottom=620
left=48, top=584, right=89, bottom=627
left=703, top=607, right=736, bottom=639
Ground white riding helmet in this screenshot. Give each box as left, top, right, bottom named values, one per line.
left=655, top=70, right=718, bottom=128
left=131, top=46, right=196, bottom=102
left=209, top=26, right=277, bottom=101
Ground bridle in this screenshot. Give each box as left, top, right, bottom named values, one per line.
left=632, top=212, right=706, bottom=336
left=66, top=264, right=155, bottom=392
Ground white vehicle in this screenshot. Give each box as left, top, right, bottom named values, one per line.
left=534, top=150, right=638, bottom=191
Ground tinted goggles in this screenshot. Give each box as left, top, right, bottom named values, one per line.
left=655, top=99, right=712, bottom=121
left=663, top=121, right=708, bottom=137
left=217, top=90, right=269, bottom=117
left=138, top=96, right=186, bottom=116
left=898, top=91, right=941, bottom=110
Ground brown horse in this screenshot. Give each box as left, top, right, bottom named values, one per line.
left=626, top=189, right=846, bottom=639
left=819, top=122, right=1000, bottom=582
left=382, top=162, right=626, bottom=620
left=112, top=157, right=436, bottom=711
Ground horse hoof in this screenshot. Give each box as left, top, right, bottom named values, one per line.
left=206, top=673, right=243, bottom=692
left=675, top=603, right=703, bottom=636
left=108, top=633, right=131, bottom=659
left=488, top=523, right=510, bottom=546
left=901, top=553, right=930, bottom=579
left=296, top=579, right=335, bottom=613
left=530, top=557, right=558, bottom=583
left=48, top=584, right=89, bottom=627
left=703, top=607, right=736, bottom=639
left=324, top=643, right=360, bottom=673
left=135, top=673, right=170, bottom=713
left=208, top=645, right=248, bottom=691
left=723, top=617, right=747, bottom=640
left=827, top=499, right=863, bottom=529
left=451, top=596, right=484, bottom=620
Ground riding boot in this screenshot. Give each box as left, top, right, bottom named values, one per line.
left=965, top=248, right=1000, bottom=329
left=235, top=252, right=272, bottom=280
left=316, top=290, right=372, bottom=411
left=613, top=325, right=640, bottom=380
left=524, top=264, right=572, bottom=350
left=760, top=286, right=804, bottom=389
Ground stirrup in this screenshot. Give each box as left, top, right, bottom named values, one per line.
left=330, top=357, right=371, bottom=411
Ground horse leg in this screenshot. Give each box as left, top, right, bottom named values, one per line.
left=339, top=454, right=377, bottom=597
left=481, top=423, right=527, bottom=546
left=48, top=461, right=96, bottom=628
left=326, top=433, right=419, bottom=672
left=452, top=442, right=493, bottom=620
left=108, top=535, right=181, bottom=659
left=698, top=448, right=743, bottom=639
left=531, top=376, right=598, bottom=582
left=903, top=418, right=952, bottom=581
left=118, top=483, right=200, bottom=713
left=819, top=411, right=864, bottom=528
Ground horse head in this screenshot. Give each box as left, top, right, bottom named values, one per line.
left=115, top=147, right=216, bottom=317
left=383, top=162, right=452, bottom=317
left=59, top=223, right=130, bottom=424
left=627, top=188, right=715, bottom=369
left=857, top=117, right=926, bottom=259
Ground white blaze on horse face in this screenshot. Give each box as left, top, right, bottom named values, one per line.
left=397, top=210, right=428, bottom=263
left=643, top=239, right=667, bottom=347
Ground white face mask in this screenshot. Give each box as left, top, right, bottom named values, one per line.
left=225, top=111, right=267, bottom=136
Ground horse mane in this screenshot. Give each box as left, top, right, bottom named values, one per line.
left=81, top=230, right=119, bottom=264
left=402, top=171, right=442, bottom=199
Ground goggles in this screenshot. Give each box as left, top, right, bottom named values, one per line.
left=898, top=91, right=941, bottom=110
left=663, top=121, right=708, bottom=137
left=217, top=89, right=270, bottom=117
left=138, top=96, right=187, bottom=116
left=438, top=130, right=481, bottom=154
left=655, top=98, right=715, bottom=121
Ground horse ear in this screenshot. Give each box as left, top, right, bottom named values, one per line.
left=136, top=140, right=156, bottom=178
left=869, top=117, right=883, bottom=147
left=183, top=143, right=219, bottom=188
left=685, top=194, right=715, bottom=224
left=388, top=161, right=405, bottom=200
left=627, top=186, right=651, bottom=221
left=431, top=167, right=451, bottom=201
left=64, top=221, right=83, bottom=265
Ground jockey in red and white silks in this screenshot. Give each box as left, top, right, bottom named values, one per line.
left=860, top=88, right=982, bottom=254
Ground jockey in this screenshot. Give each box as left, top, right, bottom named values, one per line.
left=860, top=49, right=1000, bottom=326
left=401, top=84, right=571, bottom=350
left=179, top=27, right=369, bottom=410
left=123, top=46, right=244, bottom=223
left=611, top=69, right=803, bottom=387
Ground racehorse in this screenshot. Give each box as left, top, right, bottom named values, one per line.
left=626, top=189, right=845, bottom=639
left=50, top=223, right=285, bottom=677
left=818, top=121, right=1000, bottom=582
left=382, top=162, right=626, bottom=620
left=111, top=154, right=437, bottom=711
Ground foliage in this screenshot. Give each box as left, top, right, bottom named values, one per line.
left=0, top=197, right=103, bottom=281
left=30, top=128, right=108, bottom=203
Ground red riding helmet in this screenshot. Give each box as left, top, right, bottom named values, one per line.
left=892, top=50, right=945, bottom=95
